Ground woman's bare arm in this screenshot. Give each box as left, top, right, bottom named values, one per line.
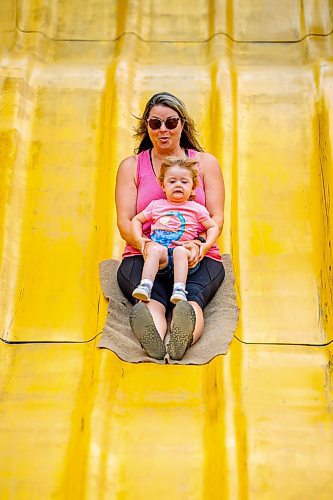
left=201, top=217, right=219, bottom=249
left=199, top=152, right=225, bottom=234
left=115, top=155, right=140, bottom=248
left=132, top=212, right=150, bottom=252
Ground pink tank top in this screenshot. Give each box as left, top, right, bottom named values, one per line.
left=122, top=148, right=221, bottom=261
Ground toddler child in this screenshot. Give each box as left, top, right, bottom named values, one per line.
left=131, top=156, right=219, bottom=303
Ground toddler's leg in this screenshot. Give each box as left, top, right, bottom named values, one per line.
left=132, top=244, right=168, bottom=301
left=142, top=243, right=168, bottom=280
left=170, top=245, right=191, bottom=303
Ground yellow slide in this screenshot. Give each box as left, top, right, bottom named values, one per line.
left=1, top=1, right=333, bottom=498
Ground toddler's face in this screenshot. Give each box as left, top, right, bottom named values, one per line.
left=162, top=165, right=194, bottom=203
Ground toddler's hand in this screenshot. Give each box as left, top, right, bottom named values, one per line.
left=139, top=237, right=151, bottom=253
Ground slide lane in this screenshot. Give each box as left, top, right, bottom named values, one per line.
left=1, top=1, right=333, bottom=498
left=1, top=340, right=332, bottom=498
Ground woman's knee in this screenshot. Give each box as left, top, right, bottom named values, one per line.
left=117, top=257, right=144, bottom=303
left=186, top=259, right=225, bottom=307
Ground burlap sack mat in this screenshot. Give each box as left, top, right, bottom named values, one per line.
left=98, top=254, right=239, bottom=365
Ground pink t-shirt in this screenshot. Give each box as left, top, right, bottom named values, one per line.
left=122, top=149, right=221, bottom=261
left=142, top=199, right=210, bottom=247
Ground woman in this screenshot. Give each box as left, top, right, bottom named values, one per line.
left=116, top=92, right=225, bottom=360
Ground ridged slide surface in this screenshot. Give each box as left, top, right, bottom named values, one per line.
left=0, top=1, right=333, bottom=498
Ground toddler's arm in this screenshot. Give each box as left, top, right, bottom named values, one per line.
left=131, top=212, right=150, bottom=253
left=198, top=217, right=219, bottom=259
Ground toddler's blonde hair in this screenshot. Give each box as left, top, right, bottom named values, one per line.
left=158, top=157, right=200, bottom=201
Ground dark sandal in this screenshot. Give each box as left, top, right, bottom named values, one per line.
left=168, top=301, right=196, bottom=360
left=129, top=302, right=166, bottom=360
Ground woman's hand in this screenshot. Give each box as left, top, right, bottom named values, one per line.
left=172, top=240, right=200, bottom=268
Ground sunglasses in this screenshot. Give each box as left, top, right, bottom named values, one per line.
left=147, top=117, right=183, bottom=130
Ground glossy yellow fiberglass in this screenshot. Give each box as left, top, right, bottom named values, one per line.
left=0, top=1, right=332, bottom=498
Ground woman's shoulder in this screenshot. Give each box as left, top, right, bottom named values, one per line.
left=116, top=155, right=138, bottom=187
left=118, top=154, right=138, bottom=170
left=193, top=151, right=221, bottom=178
left=188, top=149, right=219, bottom=165
left=195, top=151, right=219, bottom=165
left=118, top=149, right=152, bottom=173
left=118, top=154, right=138, bottom=176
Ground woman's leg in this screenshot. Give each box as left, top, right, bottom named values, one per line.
left=187, top=258, right=225, bottom=343
left=117, top=256, right=170, bottom=358
left=117, top=255, right=170, bottom=308
left=129, top=299, right=167, bottom=360
left=168, top=301, right=196, bottom=360
left=168, top=258, right=225, bottom=359
left=188, top=301, right=204, bottom=344
left=146, top=299, right=168, bottom=340
left=129, top=301, right=167, bottom=360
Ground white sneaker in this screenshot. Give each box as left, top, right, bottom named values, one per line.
left=132, top=283, right=151, bottom=302
left=170, top=288, right=187, bottom=304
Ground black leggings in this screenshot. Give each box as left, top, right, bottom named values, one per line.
left=117, top=256, right=225, bottom=309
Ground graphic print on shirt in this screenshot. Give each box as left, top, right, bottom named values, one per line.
left=151, top=211, right=186, bottom=247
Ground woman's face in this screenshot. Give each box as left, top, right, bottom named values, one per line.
left=147, top=105, right=183, bottom=152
